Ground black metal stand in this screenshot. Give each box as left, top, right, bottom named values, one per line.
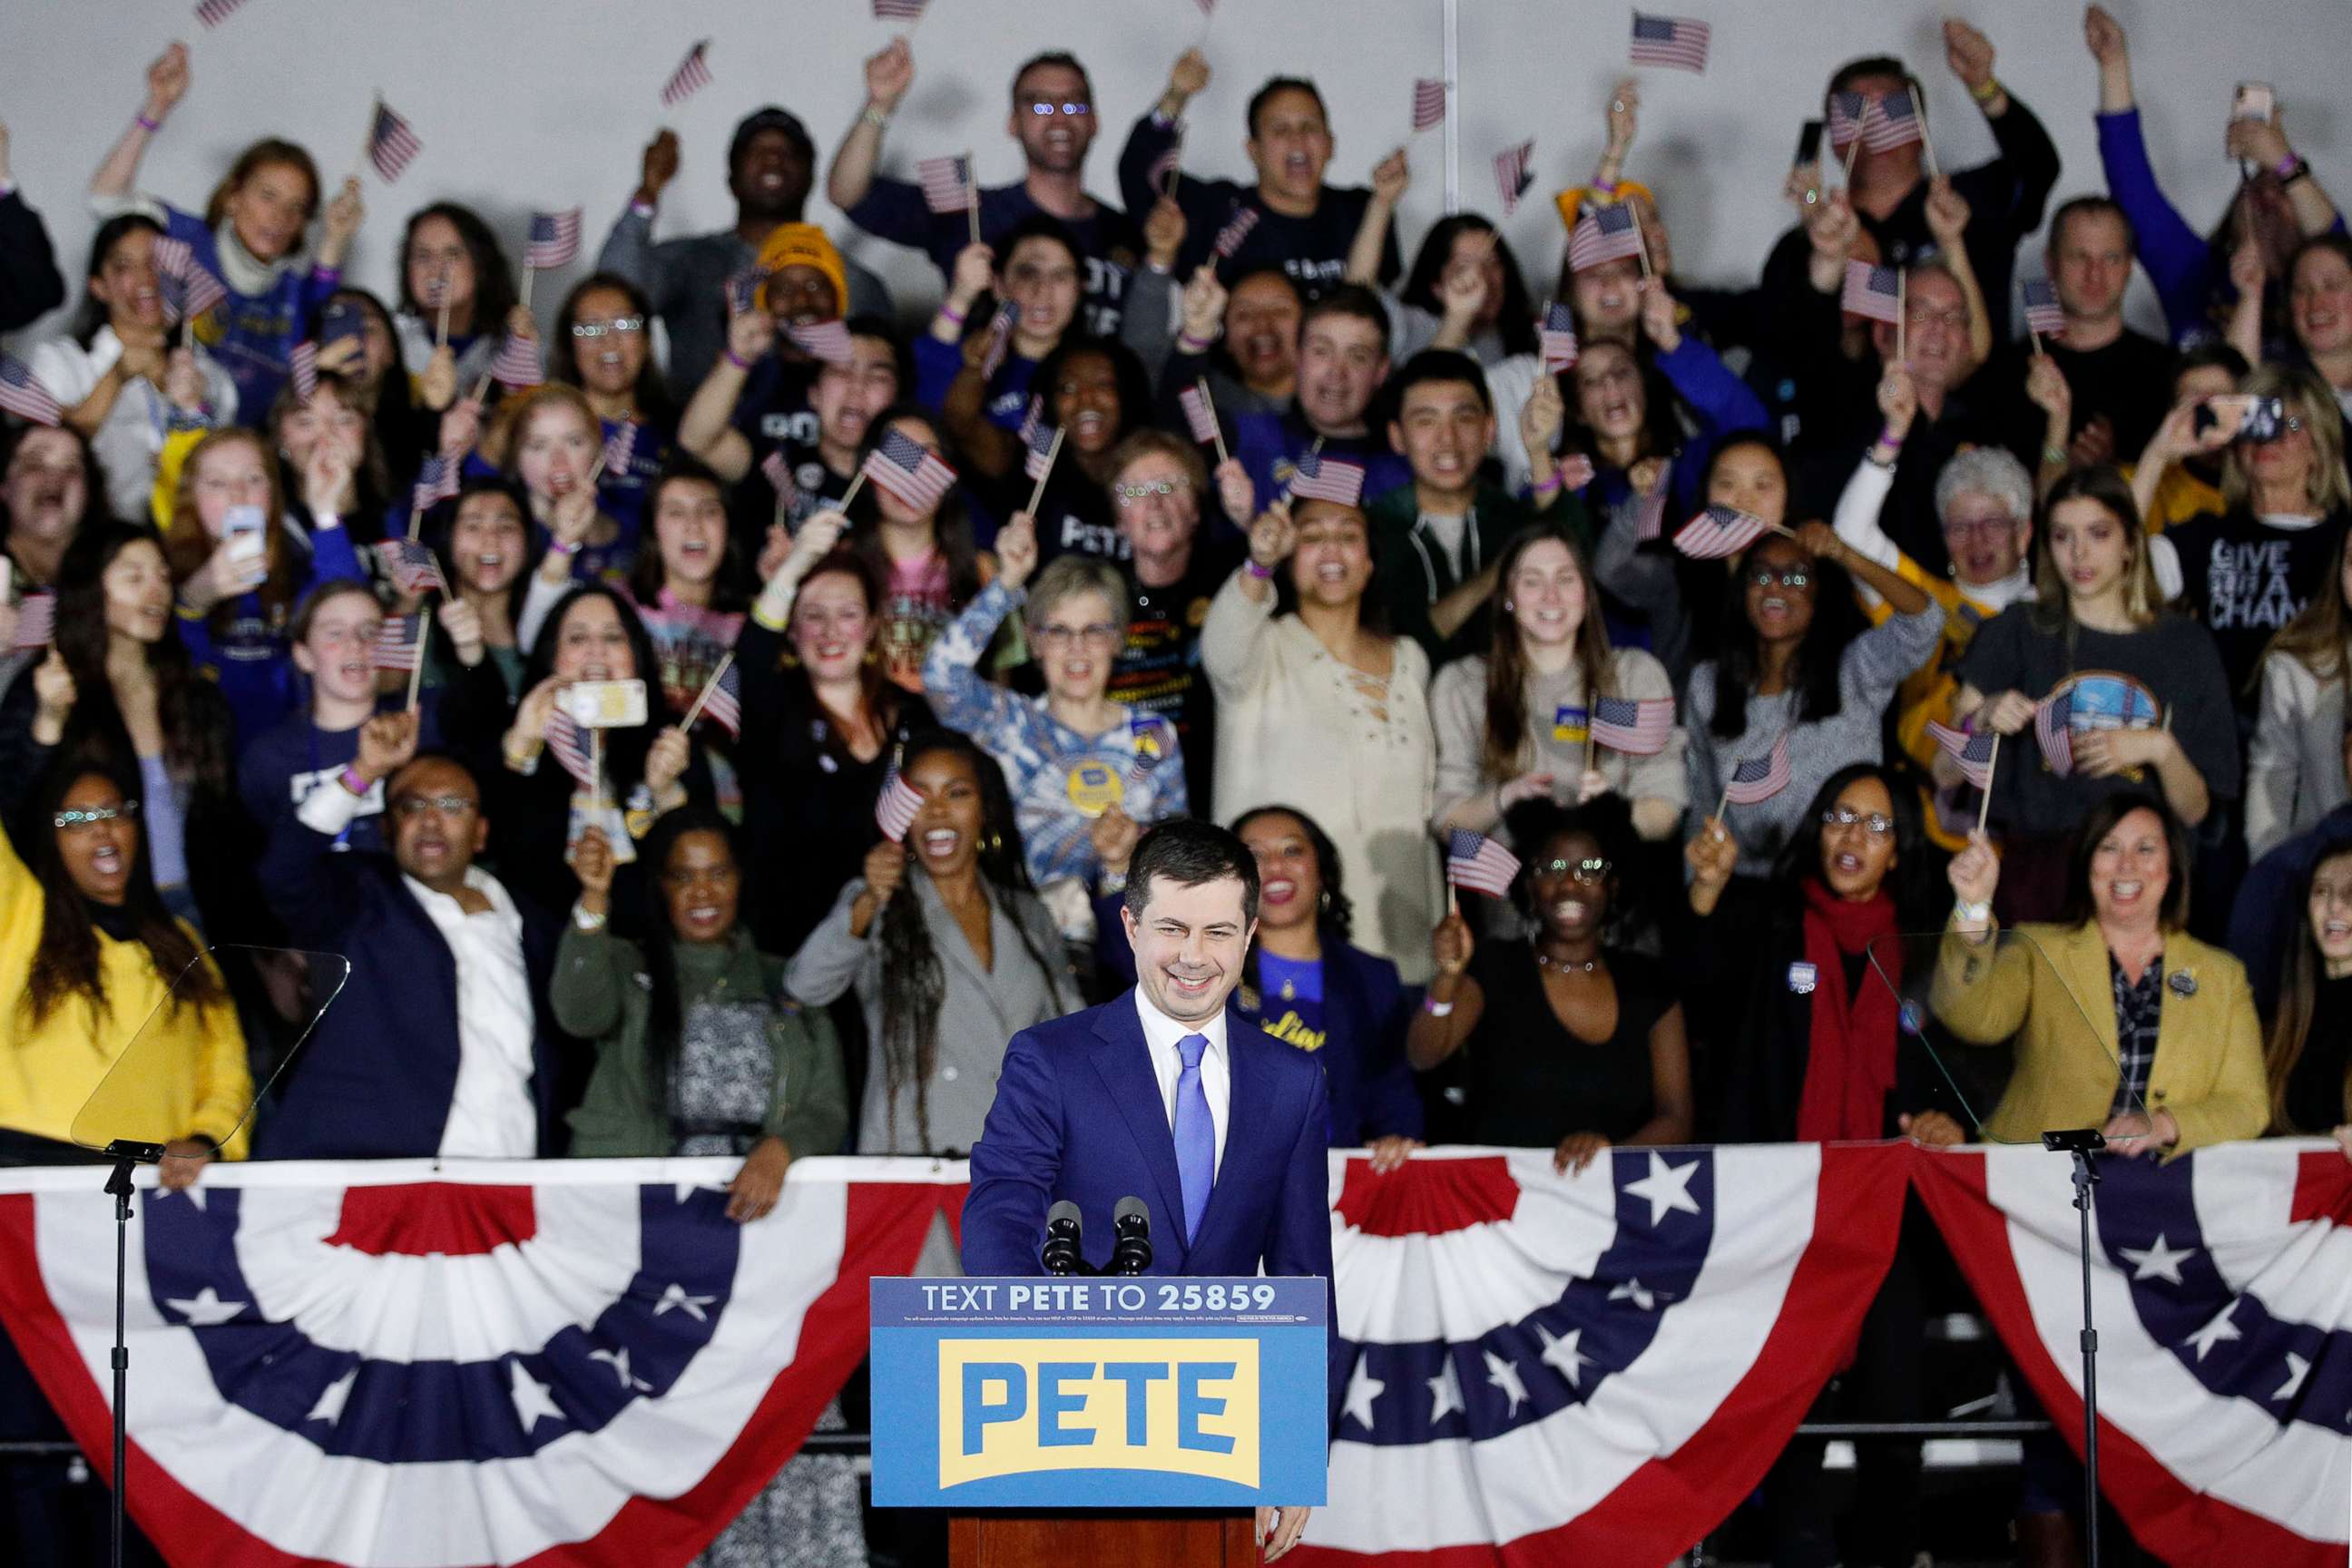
left=102, top=1140, right=161, bottom=1568
left=2043, top=1127, right=2106, bottom=1566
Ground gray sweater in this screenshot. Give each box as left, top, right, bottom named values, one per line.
left=1684, top=599, right=1943, bottom=877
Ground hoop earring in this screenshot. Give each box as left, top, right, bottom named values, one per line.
left=779, top=648, right=800, bottom=668
left=863, top=647, right=880, bottom=666
left=1318, top=889, right=1331, bottom=912
left=985, top=830, right=1003, bottom=858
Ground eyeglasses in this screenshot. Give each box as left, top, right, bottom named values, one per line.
left=1905, top=306, right=1970, bottom=332
left=1112, top=477, right=1193, bottom=507
left=1820, top=807, right=1896, bottom=838
left=1749, top=567, right=1812, bottom=590
left=570, top=317, right=646, bottom=338
left=1033, top=622, right=1120, bottom=651
left=1942, top=513, right=2016, bottom=540
left=1023, top=99, right=1093, bottom=116
left=392, top=795, right=477, bottom=817
left=1533, top=857, right=1612, bottom=884
left=54, top=802, right=139, bottom=831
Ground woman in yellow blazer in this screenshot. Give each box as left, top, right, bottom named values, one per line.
left=1933, top=789, right=2267, bottom=1155
left=1, top=660, right=250, bottom=1183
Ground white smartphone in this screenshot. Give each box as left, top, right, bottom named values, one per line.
left=221, top=504, right=268, bottom=565
left=2232, top=82, right=2277, bottom=124
left=562, top=679, right=649, bottom=730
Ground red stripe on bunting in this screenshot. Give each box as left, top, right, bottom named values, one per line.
left=1907, top=1148, right=2337, bottom=1568
left=324, top=1184, right=537, bottom=1257
left=1331, top=1155, right=1521, bottom=1239
left=2287, top=1145, right=2352, bottom=1227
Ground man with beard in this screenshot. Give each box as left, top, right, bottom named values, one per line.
left=257, top=713, right=567, bottom=1160
left=597, top=106, right=893, bottom=399
left=828, top=44, right=1141, bottom=337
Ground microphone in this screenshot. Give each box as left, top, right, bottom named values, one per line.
left=1109, top=1195, right=1152, bottom=1276
left=1041, top=1200, right=1085, bottom=1277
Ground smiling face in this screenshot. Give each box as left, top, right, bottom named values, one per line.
left=1942, top=487, right=2030, bottom=585
left=54, top=773, right=140, bottom=906
left=662, top=828, right=741, bottom=946
left=101, top=538, right=172, bottom=644
left=5, top=427, right=88, bottom=549
left=386, top=756, right=486, bottom=894
left=568, top=284, right=648, bottom=397
left=1225, top=274, right=1302, bottom=387
left=653, top=477, right=727, bottom=592
left=729, top=127, right=813, bottom=221
left=1818, top=773, right=1897, bottom=901
left=406, top=214, right=475, bottom=318
left=1112, top=449, right=1200, bottom=579
left=1528, top=828, right=1611, bottom=942
left=904, top=746, right=986, bottom=881
left=514, top=403, right=600, bottom=502
left=766, top=263, right=840, bottom=328
left=812, top=338, right=900, bottom=451
left=1571, top=343, right=1645, bottom=445
left=2046, top=495, right=2133, bottom=606
left=1569, top=256, right=1642, bottom=340
left=1706, top=443, right=1788, bottom=527
left=2291, top=246, right=2352, bottom=358
left=1390, top=378, right=1494, bottom=498
left=189, top=434, right=274, bottom=535
left=92, top=225, right=164, bottom=335
left=1743, top=535, right=1817, bottom=647
left=1296, top=311, right=1387, bottom=433
left=1506, top=536, right=1586, bottom=651
left=551, top=593, right=634, bottom=683
left=1049, top=349, right=1122, bottom=456
left=1011, top=62, right=1096, bottom=175
left=223, top=158, right=313, bottom=263
left=1123, top=870, right=1255, bottom=1024
left=1238, top=811, right=1319, bottom=936
left=1002, top=236, right=1081, bottom=343
left=2308, top=849, right=2352, bottom=968
left=2088, top=807, right=2171, bottom=932
left=789, top=566, right=876, bottom=681
left=1247, top=87, right=1332, bottom=205
left=1288, top=503, right=1372, bottom=609
left=449, top=491, right=528, bottom=594
left=1030, top=586, right=1118, bottom=705
left=292, top=588, right=384, bottom=709
left=1874, top=268, right=1969, bottom=394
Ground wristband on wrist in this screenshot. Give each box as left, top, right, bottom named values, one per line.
left=1244, top=558, right=1274, bottom=579
left=629, top=198, right=656, bottom=218
left=2042, top=443, right=2068, bottom=468
left=1591, top=176, right=1618, bottom=197
left=0, top=181, right=15, bottom=202
left=1954, top=898, right=1993, bottom=923
left=1969, top=77, right=2003, bottom=105
left=136, top=113, right=161, bottom=132
left=1533, top=472, right=1563, bottom=498
left=724, top=348, right=752, bottom=371
left=1422, top=995, right=1455, bottom=1017
left=937, top=302, right=967, bottom=328
left=862, top=104, right=892, bottom=130
left=338, top=766, right=372, bottom=798
left=547, top=535, right=583, bottom=557
left=1176, top=329, right=1215, bottom=354
left=1877, top=423, right=1904, bottom=449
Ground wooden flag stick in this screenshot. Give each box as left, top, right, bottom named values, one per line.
left=1896, top=270, right=1907, bottom=367
left=1633, top=208, right=1655, bottom=281
left=1714, top=782, right=1733, bottom=822
left=407, top=497, right=425, bottom=543
left=518, top=263, right=536, bottom=316
left=1975, top=732, right=2000, bottom=836
left=435, top=266, right=453, bottom=350
left=1196, top=377, right=1229, bottom=465
left=1914, top=87, right=1941, bottom=182
left=469, top=371, right=495, bottom=405
left=590, top=727, right=606, bottom=818
left=679, top=651, right=735, bottom=733
left=965, top=151, right=981, bottom=250
left=405, top=605, right=433, bottom=711
left=1024, top=426, right=1067, bottom=515
left=836, top=469, right=869, bottom=517
left=1841, top=122, right=1864, bottom=188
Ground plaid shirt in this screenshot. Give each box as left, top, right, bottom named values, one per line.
left=2107, top=954, right=2163, bottom=1121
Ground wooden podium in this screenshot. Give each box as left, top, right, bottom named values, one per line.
left=949, top=1510, right=1259, bottom=1566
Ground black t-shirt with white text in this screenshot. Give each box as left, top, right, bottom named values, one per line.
left=2161, top=505, right=2347, bottom=697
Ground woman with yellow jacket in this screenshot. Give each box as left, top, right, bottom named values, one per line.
left=0, top=661, right=250, bottom=1182
left=1933, top=790, right=2266, bottom=1154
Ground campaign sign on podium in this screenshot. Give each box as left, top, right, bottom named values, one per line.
left=870, top=1276, right=1328, bottom=1508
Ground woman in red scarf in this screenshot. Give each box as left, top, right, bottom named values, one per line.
left=1683, top=760, right=1965, bottom=1568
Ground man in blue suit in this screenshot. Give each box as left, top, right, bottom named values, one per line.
left=962, top=818, right=1330, bottom=1560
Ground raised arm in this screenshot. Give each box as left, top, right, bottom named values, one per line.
left=91, top=43, right=188, bottom=202
left=828, top=40, right=913, bottom=213
left=1347, top=151, right=1407, bottom=287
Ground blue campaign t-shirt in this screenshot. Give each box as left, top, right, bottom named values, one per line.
left=1255, top=953, right=1327, bottom=1054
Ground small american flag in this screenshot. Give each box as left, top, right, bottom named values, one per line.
left=760, top=449, right=799, bottom=511
left=524, top=209, right=583, bottom=270
left=367, top=101, right=422, bottom=182
left=289, top=340, right=318, bottom=401
left=377, top=538, right=448, bottom=596
left=874, top=0, right=929, bottom=18
left=545, top=710, right=596, bottom=787
left=1629, top=12, right=1711, bottom=73
left=787, top=318, right=856, bottom=366
left=1827, top=93, right=1872, bottom=152
left=2034, top=689, right=2074, bottom=777
left=1538, top=303, right=1580, bottom=372
left=1673, top=504, right=1771, bottom=559
left=1494, top=139, right=1535, bottom=217
left=699, top=661, right=744, bottom=740
left=602, top=420, right=639, bottom=478
left=1566, top=203, right=1643, bottom=272
left=1179, top=382, right=1220, bottom=446
left=977, top=300, right=1019, bottom=379
left=0, top=357, right=63, bottom=426
left=1590, top=695, right=1674, bottom=755
left=1926, top=720, right=1998, bottom=790
left=661, top=41, right=713, bottom=108
left=195, top=0, right=247, bottom=25
left=150, top=237, right=228, bottom=322
left=1210, top=206, right=1260, bottom=260
left=917, top=155, right=975, bottom=215
left=1863, top=89, right=1924, bottom=154
left=1632, top=475, right=1666, bottom=540
left=726, top=266, right=769, bottom=317
left=491, top=334, right=544, bottom=389
left=1015, top=396, right=1046, bottom=448
left=875, top=767, right=923, bottom=841
left=1841, top=260, right=1903, bottom=324
left=412, top=454, right=461, bottom=514
left=1411, top=78, right=1446, bottom=132
left=12, top=593, right=56, bottom=650
left=1722, top=734, right=1792, bottom=806
left=373, top=612, right=426, bottom=672
left=862, top=428, right=958, bottom=512
left=1446, top=829, right=1522, bottom=898
left=1023, top=417, right=1059, bottom=484
left=1287, top=449, right=1365, bottom=507
left=2022, top=278, right=2067, bottom=339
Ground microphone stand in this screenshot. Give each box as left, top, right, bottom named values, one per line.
left=2041, top=1127, right=2105, bottom=1566
left=102, top=1138, right=162, bottom=1568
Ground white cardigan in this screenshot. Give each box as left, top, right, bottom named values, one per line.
left=2246, top=649, right=2350, bottom=859
left=1201, top=569, right=1441, bottom=983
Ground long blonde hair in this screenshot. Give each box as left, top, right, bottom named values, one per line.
left=2222, top=364, right=2352, bottom=518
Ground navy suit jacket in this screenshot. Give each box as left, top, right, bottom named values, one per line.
left=961, top=990, right=1334, bottom=1285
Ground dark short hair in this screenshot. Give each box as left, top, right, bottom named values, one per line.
left=1387, top=348, right=1493, bottom=416
left=1247, top=77, right=1327, bottom=140
left=386, top=750, right=481, bottom=805
left=2175, top=338, right=2251, bottom=386
left=1825, top=55, right=1920, bottom=105
left=1299, top=282, right=1390, bottom=347
left=2049, top=194, right=2137, bottom=259
left=1124, top=819, right=1260, bottom=928
left=1012, top=51, right=1093, bottom=108
left=729, top=107, right=815, bottom=176
left=2059, top=789, right=2192, bottom=931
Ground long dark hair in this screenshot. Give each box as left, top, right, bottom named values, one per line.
left=553, top=271, right=672, bottom=426
left=74, top=213, right=168, bottom=347
left=1707, top=537, right=1868, bottom=740
left=1479, top=522, right=1618, bottom=782
left=397, top=202, right=519, bottom=334
left=54, top=523, right=232, bottom=796
left=21, top=760, right=220, bottom=1028
left=2058, top=789, right=2192, bottom=932
left=2, top=422, right=111, bottom=547
left=2264, top=845, right=2352, bottom=1133
left=268, top=371, right=392, bottom=536
left=634, top=806, right=742, bottom=1103
left=1230, top=803, right=1355, bottom=1011
left=626, top=457, right=753, bottom=613
left=1770, top=761, right=1945, bottom=928
left=1400, top=215, right=1538, bottom=358
left=877, top=730, right=1065, bottom=1150
left=848, top=407, right=984, bottom=609
left=519, top=584, right=668, bottom=793
left=783, top=549, right=909, bottom=742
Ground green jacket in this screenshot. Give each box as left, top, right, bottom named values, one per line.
left=554, top=924, right=849, bottom=1160
left=1367, top=481, right=1591, bottom=666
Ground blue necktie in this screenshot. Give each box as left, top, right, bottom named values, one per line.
left=1172, top=1034, right=1214, bottom=1244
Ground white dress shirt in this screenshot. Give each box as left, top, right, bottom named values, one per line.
left=1133, top=988, right=1230, bottom=1179
left=402, top=867, right=539, bottom=1160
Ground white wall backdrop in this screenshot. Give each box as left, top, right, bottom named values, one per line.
left=3, top=0, right=2347, bottom=348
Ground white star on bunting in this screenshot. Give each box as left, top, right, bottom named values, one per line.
left=2118, top=1233, right=2194, bottom=1285
left=1427, top=1357, right=1465, bottom=1423
left=306, top=1368, right=356, bottom=1426
left=508, top=1359, right=564, bottom=1432
left=1535, top=1324, right=1592, bottom=1387
left=1484, top=1348, right=1529, bottom=1416
left=1341, top=1361, right=1386, bottom=1429
left=1622, top=1152, right=1702, bottom=1227
left=591, top=1347, right=652, bottom=1392
left=1609, top=1278, right=1659, bottom=1311
left=654, top=1282, right=717, bottom=1321
left=2184, top=1301, right=2242, bottom=1363
left=163, top=1287, right=245, bottom=1326
left=2273, top=1352, right=2310, bottom=1403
